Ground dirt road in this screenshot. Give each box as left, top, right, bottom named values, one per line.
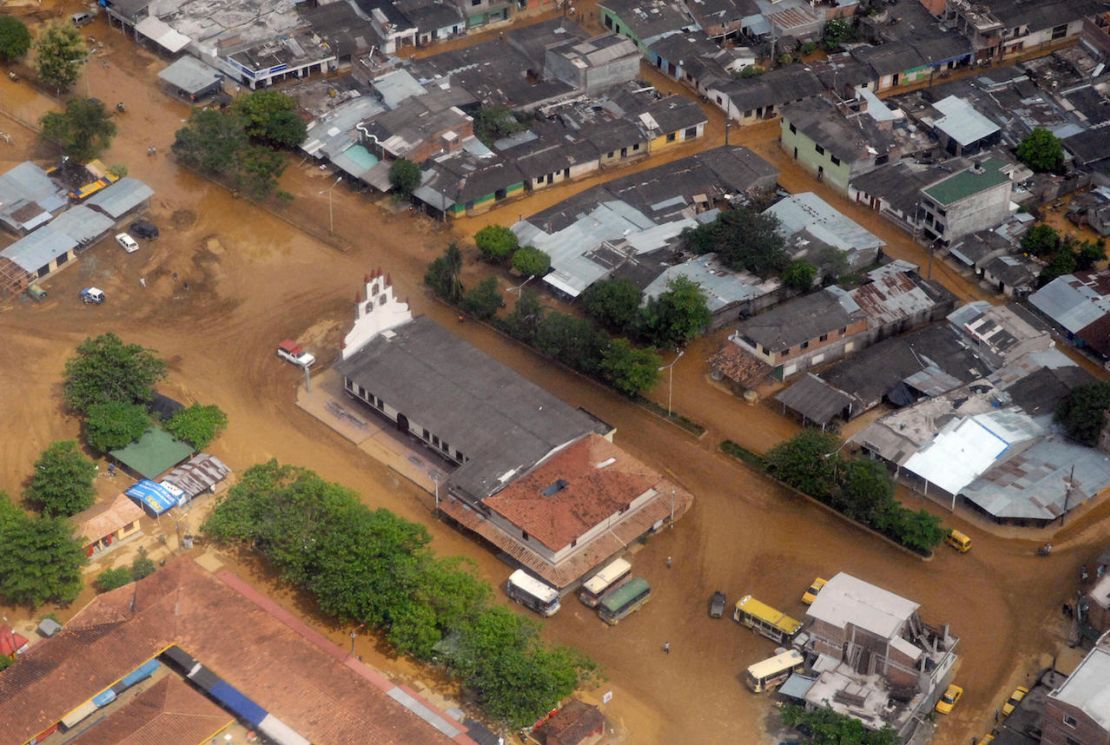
left=2, top=14, right=1109, bottom=745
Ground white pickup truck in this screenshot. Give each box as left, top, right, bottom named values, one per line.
left=277, top=339, right=315, bottom=368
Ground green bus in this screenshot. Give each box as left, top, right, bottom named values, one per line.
left=598, top=577, right=651, bottom=625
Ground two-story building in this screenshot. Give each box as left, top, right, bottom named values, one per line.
left=779, top=97, right=898, bottom=195
left=1042, top=630, right=1110, bottom=745
left=730, top=287, right=870, bottom=380
left=706, top=66, right=825, bottom=126
left=598, top=0, right=696, bottom=54
left=802, top=573, right=959, bottom=742
left=918, top=157, right=1013, bottom=245
left=945, top=0, right=1105, bottom=62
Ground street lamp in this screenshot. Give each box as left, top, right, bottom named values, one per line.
left=431, top=473, right=440, bottom=515
left=657, top=349, right=685, bottom=418
left=508, top=274, right=535, bottom=294
left=349, top=630, right=357, bottom=655
left=318, top=175, right=343, bottom=234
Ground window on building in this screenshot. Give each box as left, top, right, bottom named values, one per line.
left=441, top=441, right=449, bottom=453
left=667, top=132, right=677, bottom=142
left=819, top=333, right=828, bottom=342
left=800, top=341, right=809, bottom=350
left=1051, top=23, right=1068, bottom=40
left=571, top=537, right=577, bottom=547
left=815, top=144, right=825, bottom=155
left=789, top=122, right=797, bottom=134
left=456, top=449, right=464, bottom=461
left=471, top=0, right=480, bottom=5
left=632, top=143, right=640, bottom=151
left=875, top=154, right=889, bottom=165
left=839, top=327, right=847, bottom=334
left=432, top=435, right=440, bottom=446
left=1063, top=714, right=1078, bottom=728
left=494, top=188, right=507, bottom=201
left=422, top=428, right=430, bottom=439
left=830, top=155, right=841, bottom=166
left=1066, top=737, right=1081, bottom=745
left=684, top=126, right=698, bottom=138
left=522, top=530, right=530, bottom=541
left=937, top=207, right=947, bottom=217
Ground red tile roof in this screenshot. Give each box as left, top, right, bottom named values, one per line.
left=535, top=700, right=606, bottom=745
left=483, top=434, right=669, bottom=552
left=0, top=558, right=474, bottom=745
left=72, top=492, right=145, bottom=545
left=68, top=675, right=232, bottom=745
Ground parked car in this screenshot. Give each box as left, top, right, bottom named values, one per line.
left=1001, top=686, right=1028, bottom=717
left=80, top=287, right=105, bottom=304
left=802, top=577, right=827, bottom=605
left=946, top=529, right=972, bottom=553
left=129, top=219, right=159, bottom=239
left=26, top=285, right=47, bottom=302
left=935, top=684, right=964, bottom=714
left=277, top=339, right=315, bottom=368
left=709, top=591, right=726, bottom=618
left=115, top=232, right=139, bottom=253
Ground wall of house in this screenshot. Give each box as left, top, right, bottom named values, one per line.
left=780, top=120, right=855, bottom=194
left=599, top=9, right=645, bottom=51
left=649, top=121, right=705, bottom=152
left=344, top=376, right=469, bottom=464
left=732, top=317, right=869, bottom=380
left=461, top=181, right=526, bottom=215
left=583, top=54, right=642, bottom=96
left=922, top=179, right=1012, bottom=244
left=1042, top=696, right=1110, bottom=745
left=457, top=0, right=512, bottom=28
left=525, top=159, right=601, bottom=192
left=399, top=119, right=474, bottom=164
left=848, top=184, right=916, bottom=232
left=1000, top=19, right=1085, bottom=58
left=598, top=140, right=648, bottom=167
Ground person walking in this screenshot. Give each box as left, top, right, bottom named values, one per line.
left=666, top=556, right=672, bottom=569
left=662, top=642, right=670, bottom=654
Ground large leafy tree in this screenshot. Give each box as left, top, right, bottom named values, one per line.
left=782, top=704, right=898, bottom=745
left=641, top=276, right=711, bottom=349
left=501, top=288, right=545, bottom=343
left=1056, top=381, right=1110, bottom=446
left=232, top=90, right=306, bottom=148
left=424, top=243, right=464, bottom=303
left=33, top=22, right=86, bottom=92
left=683, top=207, right=789, bottom=277
left=581, top=278, right=642, bottom=334
left=837, top=459, right=893, bottom=524
left=511, top=246, right=551, bottom=278
left=40, top=97, right=117, bottom=162
left=473, top=105, right=525, bottom=146
left=462, top=277, right=503, bottom=320
left=765, top=430, right=841, bottom=499
left=1020, top=224, right=1060, bottom=257
left=474, top=225, right=519, bottom=263
left=25, top=440, right=97, bottom=517
left=235, top=143, right=287, bottom=201
left=0, top=16, right=32, bottom=63
left=1017, top=128, right=1064, bottom=173
left=534, top=312, right=608, bottom=374
left=63, top=332, right=167, bottom=413
left=782, top=259, right=817, bottom=291
left=389, top=158, right=421, bottom=197
left=85, top=401, right=150, bottom=453
left=166, top=404, right=228, bottom=450
left=173, top=108, right=249, bottom=179
left=600, top=338, right=662, bottom=397
left=0, top=495, right=86, bottom=607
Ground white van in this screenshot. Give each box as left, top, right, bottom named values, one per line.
left=506, top=570, right=560, bottom=617
left=71, top=11, right=94, bottom=27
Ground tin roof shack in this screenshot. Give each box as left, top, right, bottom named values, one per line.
left=919, top=157, right=1013, bottom=246
left=765, top=192, right=886, bottom=275
left=446, top=433, right=692, bottom=589
left=157, top=56, right=224, bottom=101
left=1043, top=631, right=1110, bottom=745
left=1028, top=269, right=1110, bottom=360
left=802, top=573, right=958, bottom=742
left=779, top=97, right=899, bottom=196
left=0, top=224, right=78, bottom=297
left=597, top=0, right=695, bottom=54
left=644, top=252, right=784, bottom=329
left=849, top=260, right=957, bottom=342
left=647, top=32, right=755, bottom=94
left=361, top=95, right=474, bottom=164
left=982, top=254, right=1040, bottom=297
left=730, top=287, right=870, bottom=381
left=852, top=0, right=971, bottom=92
left=535, top=699, right=607, bottom=745
left=919, top=95, right=1003, bottom=157
left=706, top=65, right=825, bottom=126
left=0, top=161, right=67, bottom=235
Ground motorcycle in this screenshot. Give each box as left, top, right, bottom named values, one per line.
left=1081, top=564, right=1090, bottom=582
left=1037, top=543, right=1052, bottom=556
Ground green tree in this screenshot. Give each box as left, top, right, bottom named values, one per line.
left=166, top=404, right=228, bottom=449
left=0, top=16, right=32, bottom=63
left=424, top=244, right=464, bottom=303
left=821, top=18, right=859, bottom=52
left=1017, top=128, right=1064, bottom=173
left=534, top=312, right=608, bottom=374
left=511, top=246, right=551, bottom=277
left=63, top=333, right=167, bottom=413
left=500, top=287, right=545, bottom=343
left=887, top=508, right=946, bottom=554
left=765, top=430, right=841, bottom=499
left=838, top=459, right=894, bottom=524
left=1020, top=223, right=1060, bottom=257
left=474, top=225, right=519, bottom=263
left=172, top=108, right=248, bottom=179
left=95, top=567, right=133, bottom=592
left=131, top=547, right=156, bottom=580
left=33, top=22, right=86, bottom=92
left=683, top=207, right=788, bottom=277
left=1056, top=381, right=1110, bottom=446
left=738, top=65, right=764, bottom=79
left=783, top=259, right=818, bottom=291
left=84, top=401, right=150, bottom=453
left=581, top=278, right=642, bottom=334
left=782, top=704, right=898, bottom=745
left=474, top=105, right=525, bottom=146
left=1039, top=249, right=1077, bottom=287
left=462, top=277, right=503, bottom=320
left=0, top=501, right=86, bottom=607
left=235, top=143, right=286, bottom=201
left=642, top=276, right=711, bottom=348
left=25, top=440, right=97, bottom=517
left=232, top=90, right=306, bottom=148
left=600, top=338, right=662, bottom=396
left=389, top=158, right=421, bottom=198
left=40, top=97, right=117, bottom=163
left=1073, top=239, right=1106, bottom=271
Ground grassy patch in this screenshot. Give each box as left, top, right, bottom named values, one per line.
left=720, top=440, right=766, bottom=470
left=635, top=396, right=706, bottom=436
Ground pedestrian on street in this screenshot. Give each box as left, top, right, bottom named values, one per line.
left=139, top=277, right=146, bottom=288
left=666, top=556, right=672, bottom=569
left=662, top=642, right=670, bottom=654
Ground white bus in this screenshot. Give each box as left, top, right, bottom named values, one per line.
left=578, top=558, right=632, bottom=608
left=744, top=649, right=805, bottom=693
left=506, top=569, right=561, bottom=617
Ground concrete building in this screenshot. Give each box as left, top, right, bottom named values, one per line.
left=802, top=573, right=958, bottom=742
left=1042, top=630, right=1110, bottom=745
left=648, top=32, right=755, bottom=93
left=918, top=157, right=1013, bottom=245
left=72, top=492, right=145, bottom=557
left=946, top=0, right=1106, bottom=63
left=705, top=66, right=825, bottom=126
left=780, top=97, right=898, bottom=195
left=765, top=192, right=886, bottom=274
left=543, top=34, right=641, bottom=96
left=598, top=0, right=696, bottom=54
left=730, top=287, right=870, bottom=380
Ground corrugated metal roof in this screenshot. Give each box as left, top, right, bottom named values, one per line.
left=774, top=373, right=854, bottom=426
left=766, top=192, right=885, bottom=253
left=48, top=205, right=114, bottom=246
left=158, top=56, right=222, bottom=95
left=644, top=252, right=779, bottom=311
left=0, top=224, right=77, bottom=272
left=1029, top=272, right=1110, bottom=334
left=931, top=95, right=1000, bottom=148
left=85, top=178, right=154, bottom=219
left=373, top=69, right=428, bottom=110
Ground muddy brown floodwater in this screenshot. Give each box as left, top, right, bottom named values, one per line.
left=2, top=11, right=1110, bottom=745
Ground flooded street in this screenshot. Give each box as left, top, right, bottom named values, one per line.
left=1, top=12, right=1109, bottom=745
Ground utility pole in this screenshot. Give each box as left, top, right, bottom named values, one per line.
left=1061, top=463, right=1076, bottom=526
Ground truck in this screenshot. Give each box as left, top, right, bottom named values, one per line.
left=277, top=339, right=315, bottom=368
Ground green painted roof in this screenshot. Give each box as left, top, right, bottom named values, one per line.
left=922, top=158, right=1010, bottom=206
left=111, top=427, right=194, bottom=479
left=600, top=577, right=650, bottom=612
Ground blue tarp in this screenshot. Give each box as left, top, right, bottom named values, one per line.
left=92, top=688, right=117, bottom=707
left=210, top=680, right=268, bottom=727
left=120, top=659, right=160, bottom=688
left=125, top=479, right=177, bottom=515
